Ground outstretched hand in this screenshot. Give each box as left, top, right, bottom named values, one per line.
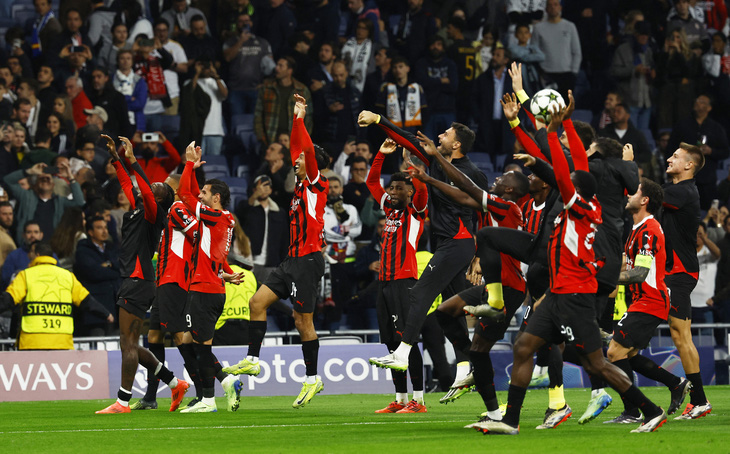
left=358, top=110, right=379, bottom=127
left=546, top=105, right=567, bottom=134
left=379, top=138, right=398, bottom=154
left=416, top=131, right=437, bottom=156
left=294, top=93, right=307, bottom=119
left=513, top=153, right=536, bottom=166
left=500, top=93, right=521, bottom=122
left=406, top=166, right=430, bottom=183
left=509, top=62, right=523, bottom=93
left=222, top=272, right=244, bottom=285
left=119, top=136, right=135, bottom=163
left=564, top=90, right=575, bottom=120
left=101, top=134, right=118, bottom=160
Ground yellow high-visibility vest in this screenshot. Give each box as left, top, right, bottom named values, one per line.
left=613, top=285, right=627, bottom=321
left=216, top=265, right=257, bottom=330
left=416, top=251, right=442, bottom=315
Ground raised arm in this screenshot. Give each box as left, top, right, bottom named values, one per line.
left=562, top=91, right=588, bottom=171
left=103, top=134, right=137, bottom=208
left=366, top=142, right=389, bottom=204
left=178, top=142, right=203, bottom=216
left=408, top=165, right=481, bottom=210
left=411, top=174, right=428, bottom=212
left=549, top=131, right=575, bottom=203
left=358, top=110, right=431, bottom=166
left=501, top=93, right=550, bottom=162
left=121, top=136, right=157, bottom=222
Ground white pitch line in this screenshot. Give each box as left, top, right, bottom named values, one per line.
left=0, top=419, right=469, bottom=435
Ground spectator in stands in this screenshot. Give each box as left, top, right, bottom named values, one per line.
left=415, top=35, right=458, bottom=140
left=254, top=57, right=313, bottom=146
left=321, top=61, right=361, bottom=152
left=531, top=0, right=582, bottom=97
left=710, top=213, right=730, bottom=346
left=223, top=13, right=275, bottom=117
left=28, top=0, right=62, bottom=59
left=112, top=49, right=148, bottom=132
left=188, top=58, right=227, bottom=156
left=0, top=80, right=13, bottom=120
left=0, top=123, right=19, bottom=177
left=668, top=0, right=710, bottom=48
left=10, top=98, right=31, bottom=139
left=668, top=94, right=730, bottom=208
left=120, top=0, right=153, bottom=44
left=35, top=65, right=56, bottom=111
left=86, top=0, right=117, bottom=53
left=9, top=122, right=29, bottom=163
left=342, top=155, right=370, bottom=213
left=598, top=103, right=651, bottom=166
left=446, top=16, right=476, bottom=125
left=69, top=140, right=96, bottom=176
left=610, top=21, right=655, bottom=131
left=307, top=41, right=337, bottom=139
left=74, top=215, right=121, bottom=336
left=161, top=0, right=208, bottom=41
left=702, top=32, right=730, bottom=129
left=97, top=23, right=131, bottom=74
left=64, top=75, right=93, bottom=130
left=1, top=220, right=44, bottom=286
left=391, top=0, right=437, bottom=65
left=333, top=139, right=372, bottom=184
left=17, top=79, right=47, bottom=144
left=83, top=106, right=109, bottom=138
left=472, top=45, right=513, bottom=160
left=130, top=131, right=181, bottom=183
left=253, top=141, right=294, bottom=208
left=364, top=49, right=394, bottom=112
left=49, top=206, right=85, bottom=271
left=132, top=34, right=174, bottom=126
left=508, top=24, right=545, bottom=96
left=88, top=67, right=132, bottom=139
left=3, top=160, right=84, bottom=244
left=236, top=175, right=289, bottom=283
left=343, top=0, right=381, bottom=44
left=0, top=66, right=17, bottom=96
left=54, top=8, right=93, bottom=55
left=259, top=0, right=297, bottom=59
left=181, top=14, right=220, bottom=71
left=0, top=201, right=16, bottom=267
left=52, top=95, right=76, bottom=137
left=322, top=174, right=362, bottom=329
left=21, top=129, right=56, bottom=169
left=690, top=222, right=719, bottom=338
left=376, top=56, right=427, bottom=137
left=153, top=19, right=188, bottom=116
left=655, top=28, right=703, bottom=130
left=341, top=18, right=376, bottom=94
left=284, top=33, right=315, bottom=85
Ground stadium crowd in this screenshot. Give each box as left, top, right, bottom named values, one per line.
left=0, top=0, right=729, bottom=351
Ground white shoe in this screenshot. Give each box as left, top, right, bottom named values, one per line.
left=221, top=375, right=242, bottom=412
left=179, top=400, right=217, bottom=413
left=369, top=353, right=408, bottom=371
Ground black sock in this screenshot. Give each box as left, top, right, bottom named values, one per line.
left=145, top=343, right=165, bottom=400
left=612, top=358, right=640, bottom=416
left=589, top=373, right=607, bottom=391
left=547, top=345, right=563, bottom=388
left=178, top=343, right=203, bottom=398
left=408, top=343, right=424, bottom=391
left=435, top=310, right=471, bottom=362
left=154, top=363, right=175, bottom=385
left=193, top=343, right=216, bottom=398
left=248, top=320, right=267, bottom=358
left=118, top=388, right=132, bottom=403
left=302, top=339, right=319, bottom=376
left=686, top=372, right=708, bottom=405
left=470, top=350, right=498, bottom=411
left=620, top=385, right=661, bottom=418
left=535, top=344, right=551, bottom=367
left=213, top=352, right=228, bottom=382
left=629, top=354, right=681, bottom=389
left=503, top=385, right=526, bottom=427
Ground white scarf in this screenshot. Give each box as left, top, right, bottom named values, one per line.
left=342, top=37, right=372, bottom=93
left=114, top=70, right=137, bottom=124
left=386, top=83, right=422, bottom=128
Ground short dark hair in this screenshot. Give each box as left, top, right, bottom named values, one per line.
left=190, top=14, right=205, bottom=24
left=20, top=78, right=39, bottom=96
left=351, top=156, right=368, bottom=168
left=0, top=201, right=13, bottom=210
left=515, top=23, right=531, bottom=33
left=153, top=18, right=169, bottom=29
left=679, top=142, right=705, bottom=175
left=448, top=16, right=466, bottom=31
left=85, top=215, right=106, bottom=232
left=155, top=182, right=175, bottom=213
left=506, top=171, right=530, bottom=199
left=640, top=177, right=663, bottom=215
left=34, top=128, right=52, bottom=144
left=614, top=102, right=629, bottom=113
left=88, top=198, right=112, bottom=216
left=451, top=122, right=475, bottom=154
left=391, top=56, right=410, bottom=67
left=112, top=22, right=127, bottom=33
left=91, top=65, right=109, bottom=76
left=280, top=56, right=297, bottom=72
left=592, top=137, right=623, bottom=159
left=24, top=220, right=40, bottom=232
left=388, top=172, right=414, bottom=189
left=30, top=241, right=54, bottom=257
left=205, top=179, right=231, bottom=208
left=572, top=169, right=597, bottom=200
left=313, top=144, right=330, bottom=170
left=13, top=98, right=31, bottom=109
left=572, top=121, right=595, bottom=150
left=355, top=18, right=374, bottom=39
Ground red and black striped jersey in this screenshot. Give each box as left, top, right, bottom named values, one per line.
left=477, top=192, right=526, bottom=292
left=521, top=198, right=544, bottom=236
left=661, top=180, right=700, bottom=279
left=288, top=175, right=329, bottom=257
left=114, top=160, right=166, bottom=281
left=548, top=192, right=603, bottom=294
left=156, top=201, right=197, bottom=288
left=624, top=215, right=670, bottom=320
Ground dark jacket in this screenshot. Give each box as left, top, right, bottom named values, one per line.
left=88, top=84, right=132, bottom=138
left=235, top=198, right=289, bottom=266
left=321, top=81, right=361, bottom=144
left=414, top=55, right=459, bottom=113
left=598, top=122, right=651, bottom=164
left=471, top=67, right=514, bottom=155
left=74, top=238, right=121, bottom=317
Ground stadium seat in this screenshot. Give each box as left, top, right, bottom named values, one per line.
left=204, top=164, right=229, bottom=179
left=204, top=154, right=228, bottom=168
left=11, top=3, right=36, bottom=25
left=236, top=165, right=250, bottom=179
left=717, top=168, right=728, bottom=184
left=572, top=109, right=593, bottom=124
left=640, top=129, right=656, bottom=151
left=219, top=176, right=249, bottom=211
left=158, top=115, right=180, bottom=142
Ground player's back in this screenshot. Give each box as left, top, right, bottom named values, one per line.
left=157, top=201, right=197, bottom=287
left=119, top=197, right=165, bottom=280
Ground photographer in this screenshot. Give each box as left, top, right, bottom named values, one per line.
left=125, top=130, right=181, bottom=184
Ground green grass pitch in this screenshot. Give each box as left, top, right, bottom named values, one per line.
left=2, top=386, right=729, bottom=453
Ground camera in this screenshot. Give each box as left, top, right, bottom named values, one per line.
left=142, top=132, right=160, bottom=143
left=70, top=45, right=85, bottom=53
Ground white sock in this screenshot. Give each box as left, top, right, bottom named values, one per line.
left=154, top=362, right=162, bottom=375
left=169, top=377, right=178, bottom=389
left=116, top=399, right=129, bottom=407
left=534, top=365, right=547, bottom=376
left=246, top=355, right=259, bottom=363
left=487, top=409, right=502, bottom=420
left=393, top=343, right=411, bottom=359
left=305, top=375, right=316, bottom=384
left=412, top=390, right=424, bottom=404
left=454, top=361, right=470, bottom=382
left=396, top=392, right=408, bottom=403
left=591, top=388, right=605, bottom=398
left=202, top=396, right=216, bottom=406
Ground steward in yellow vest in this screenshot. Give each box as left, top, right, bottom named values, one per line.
left=0, top=242, right=113, bottom=350
left=214, top=264, right=257, bottom=345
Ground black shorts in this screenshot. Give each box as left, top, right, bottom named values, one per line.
left=376, top=279, right=416, bottom=345
left=666, top=273, right=697, bottom=321
left=468, top=285, right=525, bottom=342
left=520, top=291, right=546, bottom=333
left=149, top=283, right=189, bottom=333
left=524, top=291, right=603, bottom=354
left=187, top=291, right=225, bottom=343
left=116, top=278, right=156, bottom=319
left=264, top=252, right=325, bottom=313
left=613, top=311, right=663, bottom=350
